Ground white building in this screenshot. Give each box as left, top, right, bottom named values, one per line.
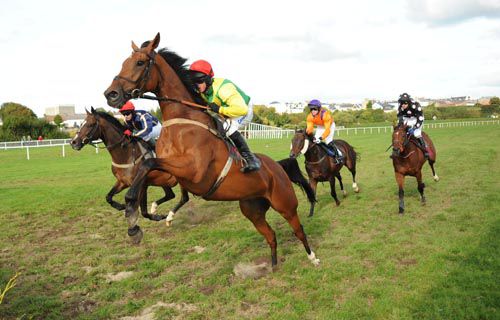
left=268, top=101, right=306, bottom=114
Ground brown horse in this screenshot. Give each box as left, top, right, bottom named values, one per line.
left=289, top=129, right=359, bottom=216
left=103, top=33, right=319, bottom=267
left=391, top=124, right=439, bottom=214
left=70, top=107, right=189, bottom=221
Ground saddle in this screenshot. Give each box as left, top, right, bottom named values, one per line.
left=206, top=111, right=241, bottom=161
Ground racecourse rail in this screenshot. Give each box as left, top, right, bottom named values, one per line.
left=1, top=120, right=499, bottom=160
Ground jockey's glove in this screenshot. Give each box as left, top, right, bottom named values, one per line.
left=314, top=137, right=323, bottom=144
left=408, top=128, right=415, bottom=135
left=124, top=129, right=132, bottom=137
left=208, top=102, right=220, bottom=114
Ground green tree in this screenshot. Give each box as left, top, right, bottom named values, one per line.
left=0, top=102, right=37, bottom=121
left=53, top=114, right=63, bottom=127
left=366, top=100, right=373, bottom=109
left=490, top=96, right=500, bottom=105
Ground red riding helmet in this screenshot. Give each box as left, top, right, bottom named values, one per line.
left=189, top=59, right=214, bottom=77
left=119, top=101, right=135, bottom=113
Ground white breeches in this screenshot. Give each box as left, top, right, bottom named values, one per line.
left=142, top=123, right=163, bottom=141
left=403, top=117, right=422, bottom=138
left=314, top=122, right=336, bottom=144
left=223, top=103, right=254, bottom=136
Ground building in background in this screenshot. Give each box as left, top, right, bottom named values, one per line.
left=44, top=104, right=86, bottom=128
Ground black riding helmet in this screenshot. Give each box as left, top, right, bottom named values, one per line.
left=398, top=93, right=412, bottom=104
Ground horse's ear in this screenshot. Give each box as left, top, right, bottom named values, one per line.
left=90, top=106, right=96, bottom=114
left=131, top=41, right=139, bottom=52
left=151, top=33, right=160, bottom=49
left=85, top=108, right=90, bottom=115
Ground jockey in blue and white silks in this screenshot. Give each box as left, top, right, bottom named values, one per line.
left=397, top=92, right=428, bottom=158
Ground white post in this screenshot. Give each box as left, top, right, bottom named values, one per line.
left=26, top=146, right=30, bottom=160
left=62, top=144, right=65, bottom=157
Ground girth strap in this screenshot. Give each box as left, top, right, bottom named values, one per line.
left=163, top=118, right=219, bottom=137
left=112, top=152, right=146, bottom=169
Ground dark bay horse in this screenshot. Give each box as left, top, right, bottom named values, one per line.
left=70, top=107, right=189, bottom=222
left=103, top=33, right=318, bottom=267
left=391, top=124, right=439, bottom=214
left=289, top=129, right=359, bottom=216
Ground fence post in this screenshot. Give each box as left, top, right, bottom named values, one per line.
left=26, top=146, right=30, bottom=160
left=62, top=144, right=65, bottom=157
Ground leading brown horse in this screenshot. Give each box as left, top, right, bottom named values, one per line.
left=103, top=33, right=319, bottom=267
left=289, top=129, right=359, bottom=217
left=391, top=124, right=439, bottom=214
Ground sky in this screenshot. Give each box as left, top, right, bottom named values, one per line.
left=1, top=0, right=500, bottom=117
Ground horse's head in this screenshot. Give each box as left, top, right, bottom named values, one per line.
left=104, top=33, right=162, bottom=108
left=71, top=107, right=102, bottom=150
left=391, top=124, right=409, bottom=157
left=289, top=129, right=314, bottom=158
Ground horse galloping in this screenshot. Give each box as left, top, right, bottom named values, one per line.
left=391, top=124, right=439, bottom=214
left=70, top=108, right=189, bottom=221
left=103, top=33, right=318, bottom=267
left=289, top=129, right=359, bottom=217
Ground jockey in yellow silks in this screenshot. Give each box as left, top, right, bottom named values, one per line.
left=305, top=99, right=343, bottom=164
left=189, top=59, right=260, bottom=173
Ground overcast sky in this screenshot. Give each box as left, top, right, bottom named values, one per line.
left=1, top=0, right=499, bottom=116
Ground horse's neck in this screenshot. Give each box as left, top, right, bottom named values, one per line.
left=305, top=144, right=325, bottom=161
left=100, top=123, right=134, bottom=159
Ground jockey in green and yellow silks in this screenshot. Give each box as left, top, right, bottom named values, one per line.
left=189, top=59, right=260, bottom=173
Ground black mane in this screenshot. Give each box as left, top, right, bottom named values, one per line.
left=95, top=111, right=125, bottom=130
left=156, top=48, right=206, bottom=106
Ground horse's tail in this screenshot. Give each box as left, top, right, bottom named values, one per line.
left=277, top=158, right=316, bottom=204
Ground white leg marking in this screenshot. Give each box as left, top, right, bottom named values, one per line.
left=433, top=175, right=440, bottom=182
left=308, top=251, right=320, bottom=266
left=165, top=210, right=175, bottom=227
left=353, top=182, right=360, bottom=193
left=150, top=201, right=158, bottom=214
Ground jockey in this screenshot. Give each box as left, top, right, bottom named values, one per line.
left=305, top=99, right=343, bottom=164
left=119, top=101, right=162, bottom=150
left=397, top=92, right=428, bottom=158
left=189, top=59, right=260, bottom=173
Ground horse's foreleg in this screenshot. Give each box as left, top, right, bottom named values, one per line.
left=151, top=186, right=175, bottom=214
left=416, top=171, right=426, bottom=205
left=125, top=158, right=158, bottom=244
left=308, top=179, right=318, bottom=217
left=396, top=172, right=405, bottom=214
left=329, top=176, right=340, bottom=206
left=335, top=171, right=346, bottom=197
left=139, top=185, right=166, bottom=221
left=106, top=181, right=127, bottom=211
left=165, top=188, right=190, bottom=227
left=428, top=159, right=439, bottom=182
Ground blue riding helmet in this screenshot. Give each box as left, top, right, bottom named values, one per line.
left=308, top=99, right=322, bottom=109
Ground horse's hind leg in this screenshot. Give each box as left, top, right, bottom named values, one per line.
left=416, top=171, right=426, bottom=205
left=139, top=186, right=168, bottom=221
left=269, top=195, right=320, bottom=266
left=308, top=179, right=318, bottom=217
left=329, top=176, right=341, bottom=206
left=395, top=172, right=405, bottom=214
left=239, top=198, right=277, bottom=266
left=151, top=186, right=175, bottom=214
left=165, top=188, right=190, bottom=227
left=106, top=181, right=127, bottom=211
left=429, top=159, right=439, bottom=182
left=335, top=171, right=346, bottom=197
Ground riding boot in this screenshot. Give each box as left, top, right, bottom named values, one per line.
left=328, top=141, right=344, bottom=164
left=145, top=139, right=156, bottom=156
left=417, top=137, right=429, bottom=159
left=229, top=131, right=261, bottom=173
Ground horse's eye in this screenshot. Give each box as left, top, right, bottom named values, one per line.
left=136, top=60, right=145, bottom=67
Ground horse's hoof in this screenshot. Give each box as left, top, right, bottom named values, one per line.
left=165, top=220, right=173, bottom=227
left=399, top=208, right=405, bottom=214
left=130, top=229, right=143, bottom=244
left=342, top=190, right=347, bottom=196
left=150, top=202, right=158, bottom=214
left=308, top=251, right=320, bottom=266
left=165, top=211, right=175, bottom=227
left=335, top=201, right=340, bottom=206
left=353, top=183, right=360, bottom=193
left=433, top=175, right=440, bottom=182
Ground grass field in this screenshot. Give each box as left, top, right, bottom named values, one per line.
left=0, top=124, right=499, bottom=319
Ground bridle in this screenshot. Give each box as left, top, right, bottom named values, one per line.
left=113, top=50, right=158, bottom=100
left=391, top=127, right=413, bottom=158
left=77, top=116, right=127, bottom=150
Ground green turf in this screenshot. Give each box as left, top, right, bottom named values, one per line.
left=0, top=124, right=499, bottom=319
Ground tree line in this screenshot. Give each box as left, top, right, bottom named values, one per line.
left=0, top=102, right=69, bottom=141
